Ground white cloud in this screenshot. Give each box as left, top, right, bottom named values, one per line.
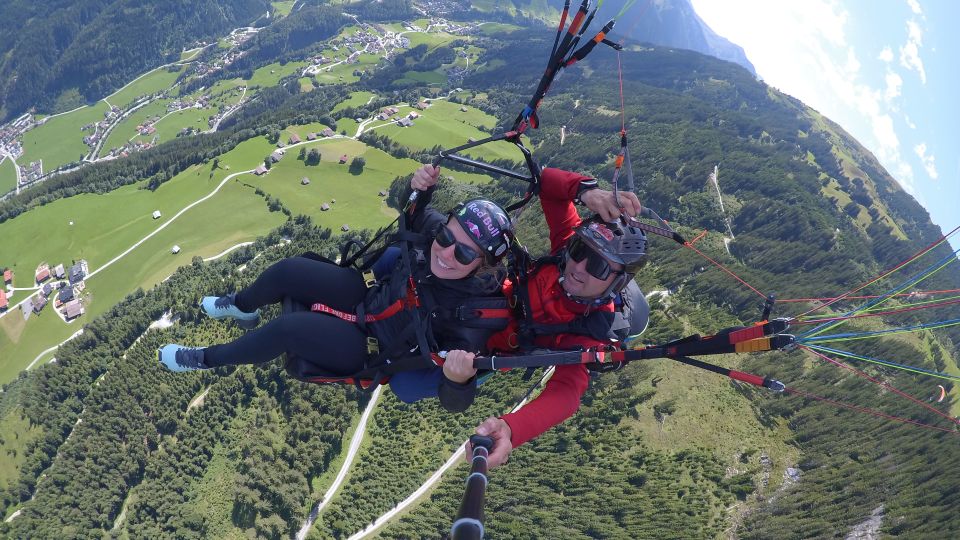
left=689, top=0, right=918, bottom=193
left=899, top=19, right=926, bottom=84
left=914, top=142, right=939, bottom=180
left=884, top=71, right=902, bottom=102
left=906, top=0, right=922, bottom=15
left=904, top=113, right=916, bottom=129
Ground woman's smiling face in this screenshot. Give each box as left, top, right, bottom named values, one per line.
left=430, top=218, right=484, bottom=279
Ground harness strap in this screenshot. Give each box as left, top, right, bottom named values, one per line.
left=310, top=278, right=420, bottom=324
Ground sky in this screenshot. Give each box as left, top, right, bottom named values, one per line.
left=689, top=0, right=959, bottom=246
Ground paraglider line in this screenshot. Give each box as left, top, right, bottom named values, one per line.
left=792, top=297, right=960, bottom=325
left=784, top=388, right=960, bottom=436
left=802, top=344, right=960, bottom=382
left=683, top=240, right=768, bottom=299
left=798, top=247, right=959, bottom=338
left=792, top=224, right=960, bottom=320
left=799, top=317, right=960, bottom=343
left=801, top=346, right=960, bottom=427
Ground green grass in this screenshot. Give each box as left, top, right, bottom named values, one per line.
left=396, top=70, right=446, bottom=85
left=134, top=107, right=211, bottom=146
left=0, top=156, right=16, bottom=196
left=336, top=118, right=360, bottom=136
left=332, top=91, right=376, bottom=113
left=315, top=55, right=381, bottom=85
left=405, top=31, right=456, bottom=50
left=0, top=407, right=43, bottom=495
left=370, top=101, right=519, bottom=163
left=281, top=122, right=334, bottom=142
left=106, top=66, right=184, bottom=108
left=247, top=60, right=309, bottom=89
left=477, top=22, right=523, bottom=34
left=249, top=139, right=403, bottom=232
left=271, top=1, right=296, bottom=17
left=20, top=102, right=111, bottom=172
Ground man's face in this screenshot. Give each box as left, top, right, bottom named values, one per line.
left=561, top=239, right=624, bottom=299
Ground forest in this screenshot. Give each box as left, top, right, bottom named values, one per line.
left=2, top=8, right=960, bottom=540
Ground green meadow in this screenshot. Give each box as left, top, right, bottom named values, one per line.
left=0, top=406, right=43, bottom=506
left=105, top=66, right=184, bottom=108
left=20, top=102, right=111, bottom=172
left=372, top=101, right=520, bottom=163
left=477, top=22, right=523, bottom=34
left=406, top=30, right=457, bottom=50
left=0, top=156, right=15, bottom=195
left=395, top=70, right=446, bottom=86
left=315, top=55, right=381, bottom=85
left=271, top=1, right=296, bottom=17
left=333, top=91, right=376, bottom=113
left=133, top=107, right=211, bottom=146
left=336, top=118, right=360, bottom=136
left=247, top=60, right=310, bottom=89
left=249, top=139, right=404, bottom=231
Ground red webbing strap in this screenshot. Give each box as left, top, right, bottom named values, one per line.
left=728, top=370, right=765, bottom=386
left=311, top=277, right=420, bottom=323
left=311, top=300, right=403, bottom=323
left=472, top=308, right=512, bottom=319
left=726, top=324, right=767, bottom=344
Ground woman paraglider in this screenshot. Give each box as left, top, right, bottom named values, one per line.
left=158, top=165, right=513, bottom=409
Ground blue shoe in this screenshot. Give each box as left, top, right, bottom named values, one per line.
left=158, top=344, right=208, bottom=372
left=200, top=293, right=260, bottom=329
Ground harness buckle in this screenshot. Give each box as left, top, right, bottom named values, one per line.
left=454, top=306, right=478, bottom=321
left=366, top=337, right=379, bottom=355
left=362, top=270, right=377, bottom=288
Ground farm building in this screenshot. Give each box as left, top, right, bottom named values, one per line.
left=35, top=263, right=50, bottom=283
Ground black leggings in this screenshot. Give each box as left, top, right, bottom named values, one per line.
left=204, top=257, right=369, bottom=375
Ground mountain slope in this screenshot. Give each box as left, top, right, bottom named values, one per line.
left=485, top=0, right=757, bottom=74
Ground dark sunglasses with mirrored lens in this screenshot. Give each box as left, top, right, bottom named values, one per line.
left=567, top=237, right=618, bottom=280
left=435, top=226, right=482, bottom=266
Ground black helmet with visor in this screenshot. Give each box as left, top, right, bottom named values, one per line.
left=562, top=215, right=648, bottom=304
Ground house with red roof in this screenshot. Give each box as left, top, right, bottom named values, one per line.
left=3, top=269, right=12, bottom=284
left=35, top=263, right=51, bottom=283
left=0, top=289, right=7, bottom=311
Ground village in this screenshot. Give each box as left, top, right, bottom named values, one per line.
left=0, top=13, right=489, bottom=200
left=0, top=259, right=89, bottom=324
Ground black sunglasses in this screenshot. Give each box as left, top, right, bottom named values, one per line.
left=435, top=226, right=482, bottom=266
left=567, top=237, right=620, bottom=281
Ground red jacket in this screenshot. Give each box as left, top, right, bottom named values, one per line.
left=489, top=168, right=617, bottom=448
